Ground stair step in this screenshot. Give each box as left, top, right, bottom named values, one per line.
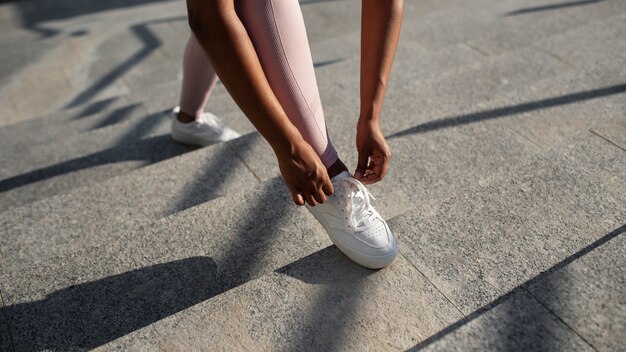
left=0, top=177, right=334, bottom=350
left=412, top=290, right=596, bottom=351
left=394, top=131, right=625, bottom=316
left=2, top=38, right=623, bottom=268
left=0, top=114, right=539, bottom=271
left=0, top=134, right=193, bottom=212
left=0, top=134, right=261, bottom=270
left=1, top=100, right=154, bottom=152
left=1, top=0, right=621, bottom=160
left=591, top=116, right=626, bottom=151
left=0, top=111, right=171, bottom=180
left=98, top=129, right=625, bottom=351
left=98, top=253, right=462, bottom=351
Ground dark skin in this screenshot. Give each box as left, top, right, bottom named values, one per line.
left=185, top=0, right=403, bottom=206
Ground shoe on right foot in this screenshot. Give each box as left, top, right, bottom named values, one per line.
left=308, top=171, right=398, bottom=269
left=170, top=106, right=240, bottom=147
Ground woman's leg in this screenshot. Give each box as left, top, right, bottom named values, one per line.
left=236, top=0, right=340, bottom=170
left=178, top=35, right=218, bottom=120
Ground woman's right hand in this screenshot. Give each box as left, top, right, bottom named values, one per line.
left=276, top=140, right=334, bottom=206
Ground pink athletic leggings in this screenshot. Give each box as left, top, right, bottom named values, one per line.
left=179, top=0, right=338, bottom=168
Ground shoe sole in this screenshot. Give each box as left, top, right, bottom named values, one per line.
left=171, top=129, right=239, bottom=147
left=309, top=207, right=398, bottom=269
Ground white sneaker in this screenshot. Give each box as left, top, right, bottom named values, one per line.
left=308, top=171, right=398, bottom=269
left=170, top=106, right=240, bottom=146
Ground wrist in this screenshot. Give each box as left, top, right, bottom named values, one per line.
left=268, top=126, right=306, bottom=158
left=359, top=107, right=382, bottom=125
left=357, top=116, right=382, bottom=130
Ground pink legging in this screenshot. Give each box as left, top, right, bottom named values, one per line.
left=179, top=0, right=338, bottom=168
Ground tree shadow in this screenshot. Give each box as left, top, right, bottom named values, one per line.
left=277, top=247, right=375, bottom=351
left=3, top=177, right=305, bottom=350
left=12, top=0, right=178, bottom=38
left=164, top=133, right=256, bottom=217
left=89, top=103, right=144, bottom=130
left=65, top=16, right=186, bottom=109
left=409, top=223, right=626, bottom=351
left=387, top=83, right=626, bottom=140
left=504, top=0, right=605, bottom=16
left=3, top=257, right=219, bottom=350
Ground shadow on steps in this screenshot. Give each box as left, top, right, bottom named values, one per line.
left=504, top=0, right=605, bottom=17
left=2, top=178, right=338, bottom=350
left=408, top=223, right=626, bottom=351
left=387, top=83, right=626, bottom=140
left=2, top=257, right=219, bottom=350
left=0, top=135, right=195, bottom=198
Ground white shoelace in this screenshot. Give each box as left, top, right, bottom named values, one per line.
left=339, top=177, right=378, bottom=230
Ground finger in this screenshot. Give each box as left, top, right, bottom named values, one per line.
left=314, top=187, right=327, bottom=204
left=360, top=172, right=381, bottom=185
left=354, top=152, right=369, bottom=180
left=288, top=184, right=305, bottom=206
left=379, top=156, right=390, bottom=180
left=322, top=180, right=334, bottom=196
left=305, top=193, right=318, bottom=206
left=361, top=159, right=383, bottom=185
left=292, top=192, right=305, bottom=206
left=371, top=156, right=386, bottom=182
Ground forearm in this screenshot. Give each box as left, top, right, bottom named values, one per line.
left=186, top=0, right=303, bottom=155
left=360, top=0, right=403, bottom=124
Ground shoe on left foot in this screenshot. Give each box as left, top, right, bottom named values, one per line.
left=170, top=106, right=240, bottom=147
left=308, top=171, right=398, bottom=269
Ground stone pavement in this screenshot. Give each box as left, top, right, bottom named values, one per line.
left=0, top=0, right=624, bottom=350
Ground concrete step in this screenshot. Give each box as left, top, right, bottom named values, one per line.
left=0, top=133, right=194, bottom=213
left=394, top=130, right=626, bottom=349
left=2, top=17, right=624, bottom=265
left=0, top=95, right=135, bottom=151
left=0, top=133, right=262, bottom=269
left=91, top=125, right=626, bottom=351
left=63, top=130, right=624, bottom=350
left=1, top=0, right=622, bottom=156
left=1, top=0, right=623, bottom=130
left=411, top=226, right=625, bottom=351
left=0, top=177, right=336, bottom=350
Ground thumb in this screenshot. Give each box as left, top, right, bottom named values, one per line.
left=354, top=151, right=369, bottom=180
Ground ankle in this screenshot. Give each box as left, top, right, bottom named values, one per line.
left=327, top=158, right=349, bottom=179
left=177, top=110, right=198, bottom=123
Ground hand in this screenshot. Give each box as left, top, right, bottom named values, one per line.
left=354, top=120, right=392, bottom=184
left=276, top=140, right=334, bottom=206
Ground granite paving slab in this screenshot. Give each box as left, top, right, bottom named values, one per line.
left=452, top=0, right=626, bottom=56
left=0, top=137, right=259, bottom=270
left=412, top=290, right=593, bottom=351
left=591, top=116, right=626, bottom=152
left=392, top=132, right=626, bottom=314
left=531, top=13, right=626, bottom=69
left=0, top=178, right=330, bottom=350
left=99, top=252, right=461, bottom=351
left=0, top=290, right=12, bottom=352
left=0, top=110, right=172, bottom=180
left=0, top=134, right=194, bottom=213
left=0, top=98, right=147, bottom=152
left=225, top=117, right=541, bottom=221
left=526, top=227, right=626, bottom=351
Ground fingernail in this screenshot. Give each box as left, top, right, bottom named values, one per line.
left=354, top=172, right=362, bottom=179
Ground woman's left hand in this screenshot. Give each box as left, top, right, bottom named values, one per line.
left=354, top=120, right=392, bottom=185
